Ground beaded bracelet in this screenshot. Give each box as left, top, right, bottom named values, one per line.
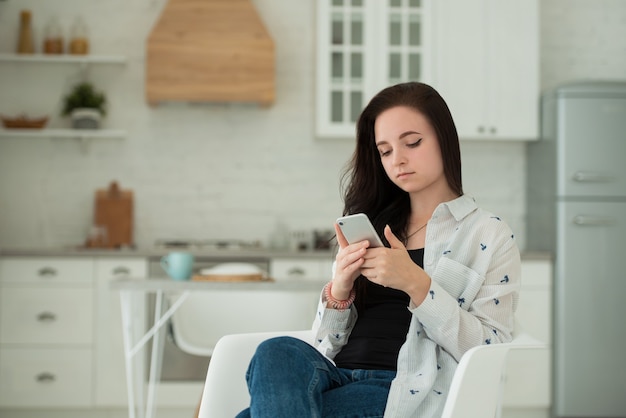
left=324, top=281, right=356, bottom=311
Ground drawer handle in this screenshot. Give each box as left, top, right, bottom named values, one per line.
left=37, top=311, right=57, bottom=322
left=38, top=267, right=58, bottom=277
left=36, top=372, right=56, bottom=383
left=287, top=267, right=306, bottom=277
left=112, top=266, right=131, bottom=276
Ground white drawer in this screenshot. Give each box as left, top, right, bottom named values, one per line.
left=270, top=258, right=333, bottom=281
left=95, top=257, right=147, bottom=281
left=0, top=347, right=92, bottom=407
left=0, top=288, right=93, bottom=345
left=0, top=257, right=93, bottom=284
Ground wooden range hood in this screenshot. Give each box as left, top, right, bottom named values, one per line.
left=146, top=0, right=275, bottom=106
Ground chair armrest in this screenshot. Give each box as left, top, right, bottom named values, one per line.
left=198, top=329, right=314, bottom=418
left=441, top=331, right=548, bottom=418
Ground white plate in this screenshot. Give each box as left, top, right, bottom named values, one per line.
left=199, top=262, right=265, bottom=276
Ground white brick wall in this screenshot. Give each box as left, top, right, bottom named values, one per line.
left=0, top=0, right=625, bottom=250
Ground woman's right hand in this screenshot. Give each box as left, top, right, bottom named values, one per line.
left=331, top=222, right=370, bottom=300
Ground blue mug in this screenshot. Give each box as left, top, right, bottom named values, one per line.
left=161, top=252, right=194, bottom=280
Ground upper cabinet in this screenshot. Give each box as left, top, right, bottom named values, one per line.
left=433, top=0, right=539, bottom=140
left=316, top=0, right=539, bottom=141
left=316, top=0, right=433, bottom=138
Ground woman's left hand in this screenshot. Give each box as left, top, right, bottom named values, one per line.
left=361, top=225, right=431, bottom=305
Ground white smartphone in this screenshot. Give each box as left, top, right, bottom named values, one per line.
left=336, top=213, right=384, bottom=247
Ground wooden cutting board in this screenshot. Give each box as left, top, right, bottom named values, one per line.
left=92, top=181, right=133, bottom=248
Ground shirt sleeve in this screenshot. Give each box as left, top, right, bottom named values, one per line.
left=411, top=225, right=521, bottom=362
left=311, top=289, right=358, bottom=360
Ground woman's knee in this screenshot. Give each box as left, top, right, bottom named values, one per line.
left=254, top=336, right=310, bottom=360
left=246, top=336, right=316, bottom=385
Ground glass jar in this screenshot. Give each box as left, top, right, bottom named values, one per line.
left=43, top=17, right=64, bottom=54
left=69, top=16, right=89, bottom=55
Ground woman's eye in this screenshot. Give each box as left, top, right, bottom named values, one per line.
left=407, top=138, right=423, bottom=148
left=379, top=149, right=391, bottom=157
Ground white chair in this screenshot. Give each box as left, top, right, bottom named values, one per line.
left=198, top=323, right=546, bottom=418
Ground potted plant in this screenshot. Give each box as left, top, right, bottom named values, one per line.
left=62, top=82, right=107, bottom=129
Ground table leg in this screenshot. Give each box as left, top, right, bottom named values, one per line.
left=146, top=290, right=166, bottom=418
left=120, top=289, right=142, bottom=418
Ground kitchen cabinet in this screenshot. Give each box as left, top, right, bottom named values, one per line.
left=316, top=0, right=539, bottom=141
left=0, top=256, right=147, bottom=410
left=0, top=53, right=127, bottom=141
left=316, top=0, right=433, bottom=138
left=0, top=257, right=94, bottom=407
left=502, top=258, right=552, bottom=418
left=432, top=0, right=539, bottom=140
left=93, top=257, right=147, bottom=406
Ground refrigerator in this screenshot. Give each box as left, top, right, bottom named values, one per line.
left=527, top=81, right=626, bottom=417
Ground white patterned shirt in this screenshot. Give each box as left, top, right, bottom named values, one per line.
left=313, top=194, right=521, bottom=417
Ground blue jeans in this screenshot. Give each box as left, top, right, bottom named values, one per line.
left=235, top=336, right=395, bottom=418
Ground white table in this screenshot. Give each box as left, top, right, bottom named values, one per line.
left=111, top=278, right=325, bottom=418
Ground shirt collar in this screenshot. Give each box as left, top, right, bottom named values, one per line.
left=436, top=194, right=477, bottom=222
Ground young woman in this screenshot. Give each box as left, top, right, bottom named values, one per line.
left=236, top=82, right=520, bottom=417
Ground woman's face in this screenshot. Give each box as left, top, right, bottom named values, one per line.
left=374, top=106, right=447, bottom=196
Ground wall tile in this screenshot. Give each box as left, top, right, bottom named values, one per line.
left=1, top=0, right=624, bottom=250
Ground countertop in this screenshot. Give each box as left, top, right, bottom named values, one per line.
left=0, top=247, right=553, bottom=261
left=0, top=247, right=337, bottom=260
left=111, top=277, right=328, bottom=292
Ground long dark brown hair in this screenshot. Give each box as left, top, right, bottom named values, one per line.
left=340, top=82, right=463, bottom=308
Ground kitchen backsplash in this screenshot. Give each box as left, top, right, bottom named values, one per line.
left=0, top=0, right=624, bottom=251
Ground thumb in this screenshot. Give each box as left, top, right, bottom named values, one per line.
left=384, top=225, right=406, bottom=249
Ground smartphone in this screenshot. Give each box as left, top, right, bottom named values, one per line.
left=336, top=213, right=384, bottom=247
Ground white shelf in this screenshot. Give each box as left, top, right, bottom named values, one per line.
left=0, top=53, right=126, bottom=65
left=0, top=128, right=127, bottom=140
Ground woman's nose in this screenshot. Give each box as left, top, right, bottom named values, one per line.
left=392, top=149, right=407, bottom=166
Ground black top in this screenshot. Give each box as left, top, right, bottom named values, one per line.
left=334, top=248, right=424, bottom=371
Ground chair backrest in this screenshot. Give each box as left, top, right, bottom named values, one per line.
left=199, top=330, right=315, bottom=417
left=440, top=322, right=546, bottom=418
left=169, top=290, right=320, bottom=357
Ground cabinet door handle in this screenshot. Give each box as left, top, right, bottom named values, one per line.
left=287, top=267, right=306, bottom=277
left=572, top=171, right=614, bottom=183
left=38, top=267, right=57, bottom=277
left=572, top=215, right=616, bottom=226
left=112, top=266, right=131, bottom=276
left=477, top=125, right=485, bottom=133
left=37, top=311, right=57, bottom=322
left=489, top=126, right=497, bottom=134
left=36, top=372, right=56, bottom=383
